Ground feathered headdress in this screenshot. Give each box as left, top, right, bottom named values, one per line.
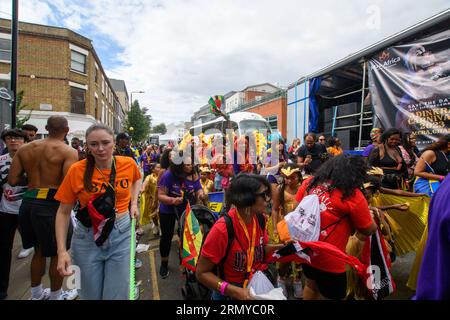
left=281, top=167, right=301, bottom=177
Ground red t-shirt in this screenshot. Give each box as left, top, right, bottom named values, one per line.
left=295, top=178, right=373, bottom=273
left=201, top=208, right=268, bottom=284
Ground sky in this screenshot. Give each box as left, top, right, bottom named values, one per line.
left=0, top=0, right=448, bottom=125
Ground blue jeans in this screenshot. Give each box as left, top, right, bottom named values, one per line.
left=71, top=214, right=131, bottom=300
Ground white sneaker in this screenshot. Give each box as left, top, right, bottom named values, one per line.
left=30, top=288, right=50, bottom=300
left=293, top=280, right=303, bottom=299
left=135, top=258, right=143, bottom=269
left=58, top=289, right=78, bottom=300
left=18, top=247, right=34, bottom=259
left=152, top=224, right=160, bottom=236
left=277, top=277, right=288, bottom=298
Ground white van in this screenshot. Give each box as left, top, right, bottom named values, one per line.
left=189, top=112, right=271, bottom=138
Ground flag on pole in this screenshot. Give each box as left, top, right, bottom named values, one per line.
left=181, top=203, right=203, bottom=272
left=360, top=229, right=396, bottom=300
left=208, top=95, right=225, bottom=115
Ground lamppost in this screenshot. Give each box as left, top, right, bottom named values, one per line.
left=10, top=0, right=19, bottom=128
left=130, top=90, right=145, bottom=109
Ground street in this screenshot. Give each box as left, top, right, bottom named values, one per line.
left=6, top=224, right=415, bottom=300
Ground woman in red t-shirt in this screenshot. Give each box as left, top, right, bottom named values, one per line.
left=295, top=155, right=376, bottom=300
left=196, top=173, right=286, bottom=300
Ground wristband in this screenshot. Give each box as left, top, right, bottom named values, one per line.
left=439, top=176, right=445, bottom=182
left=220, top=281, right=229, bottom=296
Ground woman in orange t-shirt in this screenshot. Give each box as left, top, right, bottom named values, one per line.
left=326, top=136, right=344, bottom=157
left=54, top=124, right=142, bottom=300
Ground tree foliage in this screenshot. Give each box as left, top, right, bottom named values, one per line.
left=124, top=100, right=152, bottom=142
left=152, top=123, right=167, bottom=134
left=16, top=90, right=32, bottom=128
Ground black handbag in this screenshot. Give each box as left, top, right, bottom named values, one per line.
left=76, top=158, right=117, bottom=246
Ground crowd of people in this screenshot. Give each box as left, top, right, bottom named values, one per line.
left=0, top=116, right=448, bottom=300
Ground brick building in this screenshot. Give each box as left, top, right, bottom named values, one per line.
left=234, top=90, right=287, bottom=137
left=0, top=18, right=127, bottom=139
left=224, top=83, right=279, bottom=113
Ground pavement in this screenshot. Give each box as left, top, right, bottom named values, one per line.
left=6, top=225, right=416, bottom=300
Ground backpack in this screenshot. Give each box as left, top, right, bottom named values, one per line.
left=278, top=194, right=321, bottom=243
left=278, top=191, right=349, bottom=243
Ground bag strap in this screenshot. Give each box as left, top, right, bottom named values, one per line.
left=110, top=156, right=117, bottom=185
left=218, top=213, right=235, bottom=281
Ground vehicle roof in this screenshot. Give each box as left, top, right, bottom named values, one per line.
left=189, top=112, right=267, bottom=130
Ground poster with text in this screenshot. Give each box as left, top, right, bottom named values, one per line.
left=368, top=29, right=449, bottom=149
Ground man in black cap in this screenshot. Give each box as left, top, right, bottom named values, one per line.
left=0, top=129, right=27, bottom=299
left=114, top=132, right=136, bottom=160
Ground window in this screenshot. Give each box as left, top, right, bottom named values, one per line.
left=71, top=50, right=86, bottom=73
left=264, top=115, right=278, bottom=131
left=102, top=102, right=105, bottom=123
left=240, top=120, right=271, bottom=136
left=94, top=97, right=98, bottom=120
left=94, top=67, right=98, bottom=83
left=0, top=38, right=11, bottom=62
left=70, top=87, right=86, bottom=114
left=0, top=78, right=10, bottom=90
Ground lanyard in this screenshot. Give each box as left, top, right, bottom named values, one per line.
left=95, top=158, right=116, bottom=191
left=236, top=213, right=257, bottom=288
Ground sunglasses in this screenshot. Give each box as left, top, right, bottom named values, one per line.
left=255, top=190, right=271, bottom=202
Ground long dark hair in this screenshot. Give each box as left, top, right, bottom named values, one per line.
left=402, top=132, right=416, bottom=162
left=307, top=154, right=367, bottom=199
left=169, top=149, right=196, bottom=180
left=84, top=124, right=115, bottom=191
left=160, top=148, right=172, bottom=169
left=424, top=134, right=450, bottom=152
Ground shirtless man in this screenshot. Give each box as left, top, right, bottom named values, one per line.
left=8, top=116, right=79, bottom=300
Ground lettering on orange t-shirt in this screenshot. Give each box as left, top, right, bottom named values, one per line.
left=55, top=156, right=141, bottom=213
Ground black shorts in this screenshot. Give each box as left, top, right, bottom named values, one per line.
left=18, top=198, right=72, bottom=257
left=302, top=264, right=347, bottom=300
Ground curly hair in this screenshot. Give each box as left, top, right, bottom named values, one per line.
left=307, top=154, right=368, bottom=199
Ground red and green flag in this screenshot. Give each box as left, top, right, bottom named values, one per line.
left=209, top=95, right=224, bottom=115
left=181, top=202, right=203, bottom=272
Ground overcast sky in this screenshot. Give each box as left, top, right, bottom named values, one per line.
left=0, top=0, right=448, bottom=125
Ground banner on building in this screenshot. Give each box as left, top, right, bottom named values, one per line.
left=368, top=29, right=450, bottom=149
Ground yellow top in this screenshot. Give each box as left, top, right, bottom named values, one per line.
left=283, top=189, right=299, bottom=215
left=201, top=179, right=214, bottom=195
left=143, top=173, right=158, bottom=196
